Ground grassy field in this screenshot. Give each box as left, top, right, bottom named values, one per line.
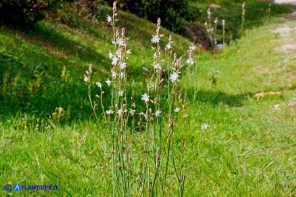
left=1, top=2, right=296, bottom=196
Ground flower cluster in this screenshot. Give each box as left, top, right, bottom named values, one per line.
left=186, top=44, right=196, bottom=66
left=84, top=64, right=92, bottom=83
left=83, top=2, right=194, bottom=195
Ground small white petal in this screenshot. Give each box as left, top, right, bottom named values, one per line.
left=186, top=58, right=194, bottom=65
left=141, top=93, right=150, bottom=102
left=106, top=109, right=114, bottom=115
left=105, top=79, right=111, bottom=86
left=174, top=108, right=180, bottom=113
left=112, top=56, right=118, bottom=65
left=120, top=62, right=127, bottom=69
left=111, top=69, right=117, bottom=78
left=96, top=82, right=102, bottom=88
left=154, top=64, right=162, bottom=70
left=201, top=123, right=209, bottom=130
left=117, top=109, right=123, bottom=116
left=107, top=15, right=112, bottom=23
left=84, top=74, right=88, bottom=83
left=273, top=104, right=280, bottom=110
left=165, top=43, right=172, bottom=50
left=169, top=72, right=179, bottom=83
left=151, top=35, right=160, bottom=44
left=108, top=51, right=113, bottom=59
left=155, top=110, right=162, bottom=117
left=129, top=109, right=135, bottom=116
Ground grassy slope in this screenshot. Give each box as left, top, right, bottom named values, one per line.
left=182, top=15, right=296, bottom=196
left=1, top=6, right=296, bottom=197
left=0, top=9, right=190, bottom=118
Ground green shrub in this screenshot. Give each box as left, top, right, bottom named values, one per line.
left=0, top=0, right=72, bottom=27
left=104, top=0, right=201, bottom=34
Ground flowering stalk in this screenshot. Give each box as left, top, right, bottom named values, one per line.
left=84, top=64, right=99, bottom=121
left=107, top=1, right=133, bottom=195
left=213, top=17, right=218, bottom=45
left=267, top=3, right=271, bottom=22
left=151, top=18, right=166, bottom=194
left=222, top=19, right=225, bottom=46
left=206, top=8, right=214, bottom=46
left=241, top=2, right=246, bottom=34
left=86, top=2, right=190, bottom=195
left=186, top=44, right=197, bottom=100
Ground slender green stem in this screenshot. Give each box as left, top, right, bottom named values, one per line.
left=88, top=83, right=98, bottom=121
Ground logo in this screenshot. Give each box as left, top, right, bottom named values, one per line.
left=4, top=184, right=12, bottom=192
left=13, top=184, right=21, bottom=192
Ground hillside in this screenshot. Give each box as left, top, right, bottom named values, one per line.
left=0, top=7, right=191, bottom=118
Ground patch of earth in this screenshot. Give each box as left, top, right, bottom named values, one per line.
left=288, top=97, right=296, bottom=109
left=273, top=24, right=293, bottom=37
left=254, top=64, right=289, bottom=74
left=276, top=44, right=296, bottom=53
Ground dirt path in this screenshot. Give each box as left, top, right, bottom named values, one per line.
left=273, top=16, right=296, bottom=53
left=274, top=0, right=296, bottom=5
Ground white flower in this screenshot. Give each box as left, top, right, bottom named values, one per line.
left=139, top=112, right=147, bottom=119
left=84, top=74, right=88, bottom=83
left=96, top=82, right=102, bottom=88
left=117, top=109, right=123, bottom=116
left=106, top=109, right=114, bottom=115
left=111, top=69, right=117, bottom=78
left=120, top=62, right=127, bottom=69
left=201, top=123, right=209, bottom=130
left=174, top=108, right=180, bottom=113
left=183, top=114, right=188, bottom=119
left=165, top=42, right=172, bottom=50
left=117, top=38, right=125, bottom=47
left=120, top=72, right=125, bottom=79
left=142, top=67, right=148, bottom=72
left=273, top=104, right=280, bottom=110
left=108, top=51, right=113, bottom=59
left=207, top=8, right=211, bottom=17
left=116, top=49, right=123, bottom=59
left=107, top=15, right=112, bottom=23
left=186, top=58, right=194, bottom=65
left=127, top=49, right=132, bottom=54
left=141, top=93, right=150, bottom=102
left=118, top=89, right=124, bottom=97
left=154, top=64, right=162, bottom=70
left=222, top=19, right=225, bottom=26
left=56, top=107, right=63, bottom=112
left=155, top=109, right=162, bottom=117
left=214, top=18, right=218, bottom=24
left=111, top=56, right=118, bottom=65
left=129, top=109, right=135, bottom=116
left=151, top=35, right=160, bottom=44
left=106, top=79, right=111, bottom=86
left=189, top=45, right=196, bottom=51
left=169, top=72, right=179, bottom=83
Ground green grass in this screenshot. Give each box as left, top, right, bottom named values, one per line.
left=0, top=8, right=190, bottom=119
left=190, top=1, right=292, bottom=42
left=1, top=2, right=296, bottom=196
